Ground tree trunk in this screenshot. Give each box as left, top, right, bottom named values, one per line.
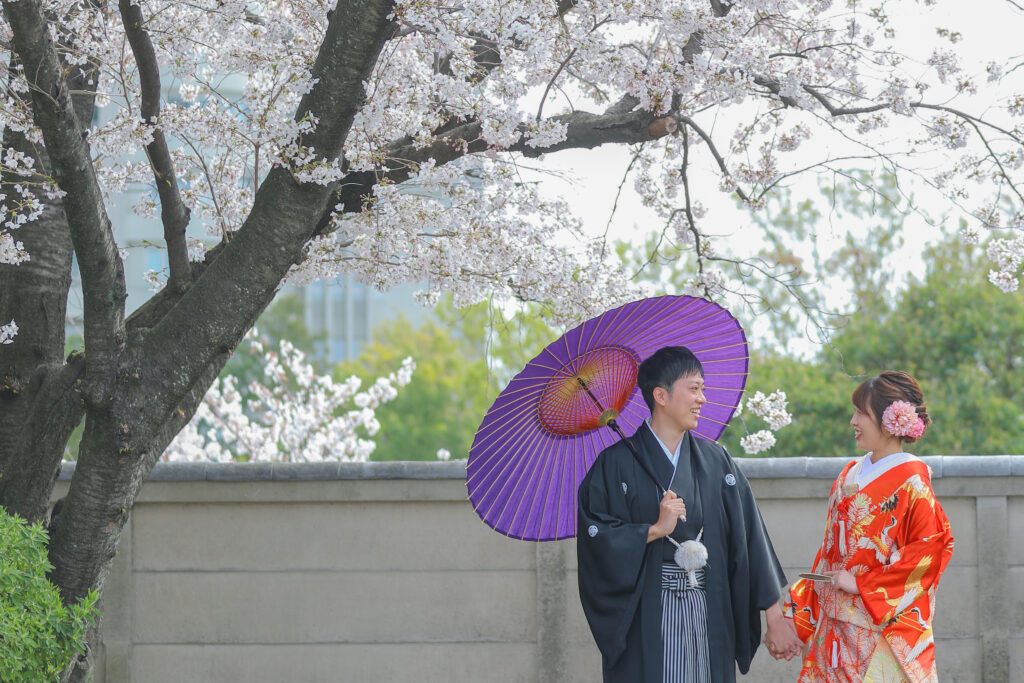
left=0, top=0, right=106, bottom=523
left=0, top=129, right=79, bottom=521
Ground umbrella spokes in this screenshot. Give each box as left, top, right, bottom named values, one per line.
left=537, top=345, right=638, bottom=436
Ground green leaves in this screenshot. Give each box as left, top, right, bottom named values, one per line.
left=338, top=297, right=553, bottom=461
left=719, top=351, right=854, bottom=458
left=0, top=510, right=99, bottom=682
left=336, top=313, right=493, bottom=461
left=827, top=237, right=1024, bottom=455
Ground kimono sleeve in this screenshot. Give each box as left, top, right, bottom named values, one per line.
left=785, top=573, right=820, bottom=643
left=725, top=456, right=788, bottom=673
left=856, top=479, right=954, bottom=626
left=731, top=459, right=787, bottom=609
left=785, top=472, right=843, bottom=643
left=576, top=453, right=651, bottom=664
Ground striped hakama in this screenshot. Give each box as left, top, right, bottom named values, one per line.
left=661, top=565, right=711, bottom=683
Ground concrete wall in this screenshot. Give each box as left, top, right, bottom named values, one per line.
left=54, top=456, right=1024, bottom=683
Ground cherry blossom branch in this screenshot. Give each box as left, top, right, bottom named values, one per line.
left=767, top=43, right=861, bottom=60
left=142, top=0, right=398, bottom=415
left=328, top=107, right=676, bottom=219
left=752, top=75, right=800, bottom=108
left=915, top=103, right=1023, bottom=143
left=556, top=0, right=579, bottom=17
left=537, top=45, right=580, bottom=122
left=678, top=114, right=752, bottom=203
left=57, top=1, right=106, bottom=135
left=119, top=0, right=192, bottom=293
left=628, top=225, right=671, bottom=282
left=801, top=106, right=980, bottom=224
left=803, top=85, right=1022, bottom=143
left=181, top=137, right=228, bottom=240
left=755, top=154, right=893, bottom=199
left=679, top=126, right=708, bottom=295
left=960, top=118, right=1024, bottom=207
left=663, top=123, right=839, bottom=341
left=435, top=31, right=501, bottom=84
left=710, top=252, right=842, bottom=345
left=600, top=145, right=644, bottom=258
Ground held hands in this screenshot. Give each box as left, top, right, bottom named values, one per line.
left=647, top=489, right=687, bottom=542
left=763, top=605, right=802, bottom=661
left=823, top=570, right=859, bottom=594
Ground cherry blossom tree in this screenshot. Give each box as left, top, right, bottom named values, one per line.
left=1, top=0, right=1023, bottom=678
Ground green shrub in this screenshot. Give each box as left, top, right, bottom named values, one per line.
left=0, top=509, right=98, bottom=682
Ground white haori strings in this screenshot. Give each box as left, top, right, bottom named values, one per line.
left=666, top=528, right=708, bottom=587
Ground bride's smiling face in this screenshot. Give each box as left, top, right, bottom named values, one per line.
left=850, top=402, right=897, bottom=453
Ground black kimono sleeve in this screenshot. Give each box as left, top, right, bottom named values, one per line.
left=576, top=450, right=652, bottom=666
left=724, top=455, right=787, bottom=673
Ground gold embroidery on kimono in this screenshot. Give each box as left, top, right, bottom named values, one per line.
left=785, top=456, right=954, bottom=683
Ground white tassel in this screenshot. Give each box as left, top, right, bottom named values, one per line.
left=670, top=528, right=708, bottom=587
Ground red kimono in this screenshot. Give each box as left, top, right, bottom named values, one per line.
left=785, top=454, right=954, bottom=682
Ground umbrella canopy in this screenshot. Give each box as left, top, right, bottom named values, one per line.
left=466, top=295, right=748, bottom=541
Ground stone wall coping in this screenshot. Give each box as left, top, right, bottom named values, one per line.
left=56, top=455, right=1024, bottom=482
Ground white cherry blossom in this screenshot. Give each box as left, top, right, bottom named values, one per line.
left=740, top=429, right=777, bottom=456
left=3, top=0, right=1023, bottom=326
left=0, top=319, right=18, bottom=345
left=163, top=330, right=415, bottom=463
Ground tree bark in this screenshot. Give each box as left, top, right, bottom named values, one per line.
left=0, top=196, right=80, bottom=521
left=0, top=0, right=104, bottom=521
left=3, top=0, right=127, bottom=383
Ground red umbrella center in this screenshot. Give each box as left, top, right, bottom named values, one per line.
left=537, top=346, right=640, bottom=436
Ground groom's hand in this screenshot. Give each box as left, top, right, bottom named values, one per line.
left=764, top=604, right=802, bottom=661
left=647, top=490, right=687, bottom=542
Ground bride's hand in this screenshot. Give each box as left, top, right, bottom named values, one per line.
left=823, top=570, right=858, bottom=594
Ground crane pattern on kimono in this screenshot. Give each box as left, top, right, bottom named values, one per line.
left=868, top=555, right=934, bottom=621
left=855, top=515, right=900, bottom=565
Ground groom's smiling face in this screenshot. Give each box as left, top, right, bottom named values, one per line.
left=654, top=372, right=706, bottom=432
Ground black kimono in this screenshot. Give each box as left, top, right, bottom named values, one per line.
left=577, top=422, right=787, bottom=682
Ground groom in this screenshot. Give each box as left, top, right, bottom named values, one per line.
left=577, top=345, right=800, bottom=682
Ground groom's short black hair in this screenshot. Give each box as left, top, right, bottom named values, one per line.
left=637, top=346, right=704, bottom=412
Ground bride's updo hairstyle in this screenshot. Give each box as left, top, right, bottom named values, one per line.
left=851, top=371, right=932, bottom=444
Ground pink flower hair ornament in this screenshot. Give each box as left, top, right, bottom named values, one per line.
left=881, top=400, right=926, bottom=440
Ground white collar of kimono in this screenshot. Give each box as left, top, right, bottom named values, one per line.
left=853, top=451, right=918, bottom=487
left=644, top=419, right=681, bottom=469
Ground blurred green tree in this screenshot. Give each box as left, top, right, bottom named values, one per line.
left=718, top=351, right=853, bottom=458
left=728, top=233, right=1024, bottom=457
left=336, top=297, right=553, bottom=461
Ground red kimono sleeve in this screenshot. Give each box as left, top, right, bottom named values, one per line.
left=856, top=486, right=953, bottom=627
left=785, top=470, right=847, bottom=643
left=785, top=570, right=820, bottom=643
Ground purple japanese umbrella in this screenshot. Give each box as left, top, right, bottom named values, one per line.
left=466, top=295, right=748, bottom=541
